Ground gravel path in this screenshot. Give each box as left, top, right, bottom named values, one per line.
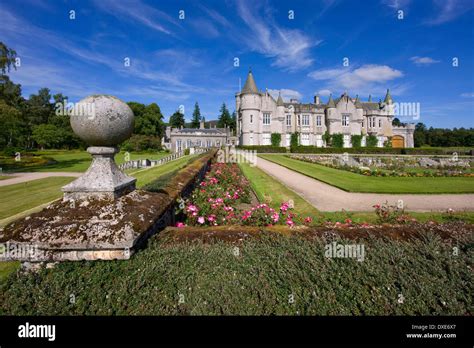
left=256, top=157, right=474, bottom=212
left=0, top=172, right=81, bottom=187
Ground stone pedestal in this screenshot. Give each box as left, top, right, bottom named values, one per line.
left=62, top=146, right=136, bottom=201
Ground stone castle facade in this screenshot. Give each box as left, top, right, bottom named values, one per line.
left=235, top=70, right=414, bottom=148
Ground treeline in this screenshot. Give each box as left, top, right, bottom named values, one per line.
left=414, top=123, right=473, bottom=147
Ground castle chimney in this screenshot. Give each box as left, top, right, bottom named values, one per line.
left=199, top=120, right=205, bottom=129
left=314, top=94, right=320, bottom=105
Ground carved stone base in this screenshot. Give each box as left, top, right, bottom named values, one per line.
left=62, top=146, right=136, bottom=201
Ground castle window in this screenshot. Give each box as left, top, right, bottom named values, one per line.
left=176, top=140, right=182, bottom=151
left=362, top=119, right=365, bottom=128
left=263, top=113, right=271, bottom=125
left=187, top=140, right=192, bottom=148
left=316, top=115, right=322, bottom=126
left=379, top=119, right=382, bottom=128
left=262, top=133, right=271, bottom=145
left=206, top=139, right=212, bottom=147
left=342, top=114, right=350, bottom=127
left=302, top=115, right=310, bottom=126
left=197, top=140, right=202, bottom=147
left=286, top=114, right=291, bottom=126
left=297, top=115, right=301, bottom=126
left=250, top=114, right=253, bottom=124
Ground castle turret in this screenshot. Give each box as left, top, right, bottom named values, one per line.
left=237, top=69, right=262, bottom=145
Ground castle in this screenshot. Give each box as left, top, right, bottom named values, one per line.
left=235, top=70, right=415, bottom=148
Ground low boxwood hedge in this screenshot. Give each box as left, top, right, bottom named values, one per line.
left=237, top=145, right=287, bottom=153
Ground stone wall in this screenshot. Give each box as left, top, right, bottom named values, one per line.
left=0, top=150, right=216, bottom=263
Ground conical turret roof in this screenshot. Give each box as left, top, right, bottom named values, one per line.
left=384, top=89, right=393, bottom=104
left=327, top=94, right=336, bottom=108
left=241, top=69, right=258, bottom=94
left=276, top=91, right=284, bottom=106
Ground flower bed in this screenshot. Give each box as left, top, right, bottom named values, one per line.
left=290, top=154, right=474, bottom=177
left=176, top=162, right=312, bottom=227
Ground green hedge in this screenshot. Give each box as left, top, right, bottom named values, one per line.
left=290, top=146, right=473, bottom=155
left=237, top=145, right=287, bottom=153
left=1, top=227, right=472, bottom=315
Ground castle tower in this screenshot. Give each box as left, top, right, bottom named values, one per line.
left=237, top=69, right=262, bottom=145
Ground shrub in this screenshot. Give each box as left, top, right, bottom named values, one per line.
left=271, top=133, right=281, bottom=147
left=290, top=132, right=299, bottom=148
left=366, top=135, right=378, bottom=147
left=351, top=135, right=362, bottom=148
left=331, top=133, right=344, bottom=148
left=184, top=148, right=190, bottom=155
left=373, top=201, right=405, bottom=223
left=290, top=146, right=402, bottom=154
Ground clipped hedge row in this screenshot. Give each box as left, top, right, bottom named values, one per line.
left=290, top=146, right=473, bottom=155
left=236, top=145, right=287, bottom=153
left=1, top=224, right=472, bottom=315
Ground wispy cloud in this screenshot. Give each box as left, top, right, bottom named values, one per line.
left=410, top=56, right=441, bottom=65
left=268, top=89, right=302, bottom=102
left=236, top=1, right=319, bottom=72
left=425, top=0, right=474, bottom=25
left=93, top=0, right=180, bottom=35
left=382, top=0, right=411, bottom=9
left=308, top=64, right=406, bottom=97
left=461, top=92, right=474, bottom=98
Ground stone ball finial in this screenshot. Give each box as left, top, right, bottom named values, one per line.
left=70, top=95, right=134, bottom=146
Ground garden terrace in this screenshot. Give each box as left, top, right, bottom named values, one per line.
left=0, top=150, right=216, bottom=263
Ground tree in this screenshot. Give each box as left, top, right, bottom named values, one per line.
left=331, top=133, right=344, bottom=148
left=392, top=118, right=401, bottom=126
left=169, top=110, right=185, bottom=128
left=0, top=100, right=23, bottom=147
left=217, top=102, right=231, bottom=128
left=134, top=103, right=164, bottom=137
left=351, top=134, right=362, bottom=148
left=191, top=102, right=202, bottom=128
left=31, top=124, right=66, bottom=149
left=290, top=132, right=299, bottom=147
left=414, top=122, right=427, bottom=147
left=0, top=42, right=17, bottom=75
left=230, top=111, right=237, bottom=134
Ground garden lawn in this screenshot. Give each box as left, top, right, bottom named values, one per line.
left=131, top=154, right=199, bottom=188
left=240, top=161, right=474, bottom=224
left=239, top=162, right=318, bottom=218
left=0, top=177, right=75, bottom=220
left=260, top=154, right=474, bottom=194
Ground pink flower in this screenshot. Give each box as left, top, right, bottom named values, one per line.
left=176, top=222, right=186, bottom=228
left=280, top=202, right=289, bottom=212
left=304, top=217, right=313, bottom=224
left=286, top=219, right=294, bottom=227
left=197, top=216, right=205, bottom=224
left=207, top=214, right=216, bottom=222
left=272, top=213, right=280, bottom=223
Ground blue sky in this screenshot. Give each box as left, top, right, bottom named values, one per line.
left=2, top=0, right=473, bottom=127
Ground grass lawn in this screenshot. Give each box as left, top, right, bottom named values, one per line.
left=0, top=177, right=75, bottom=220
left=239, top=162, right=319, bottom=217
left=260, top=154, right=474, bottom=194
left=239, top=160, right=474, bottom=224
left=131, top=154, right=199, bottom=188
left=1, top=150, right=170, bottom=173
